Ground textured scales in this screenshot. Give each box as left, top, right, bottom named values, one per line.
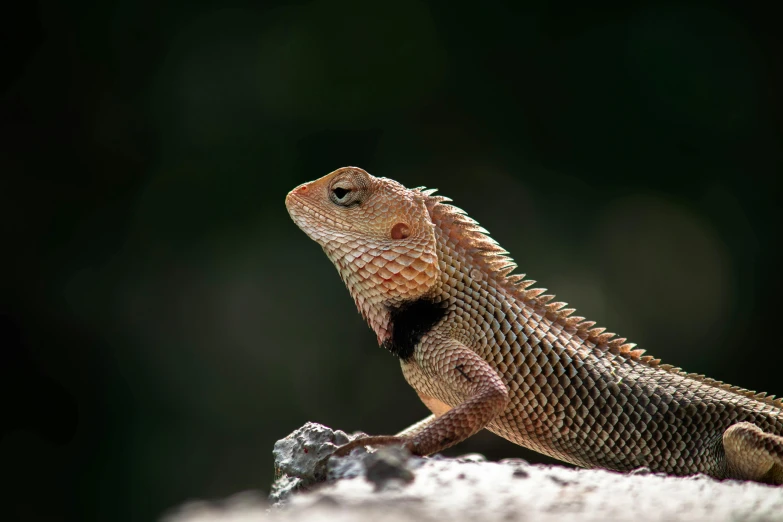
left=285, top=166, right=783, bottom=484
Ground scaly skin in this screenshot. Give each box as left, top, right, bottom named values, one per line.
left=285, top=166, right=783, bottom=484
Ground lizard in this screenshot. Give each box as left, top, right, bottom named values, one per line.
left=284, top=166, right=783, bottom=484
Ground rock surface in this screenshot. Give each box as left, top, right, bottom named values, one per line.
left=164, top=422, right=783, bottom=522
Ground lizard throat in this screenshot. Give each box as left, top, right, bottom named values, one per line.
left=381, top=297, right=448, bottom=360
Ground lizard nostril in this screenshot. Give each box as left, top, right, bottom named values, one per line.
left=297, top=185, right=308, bottom=193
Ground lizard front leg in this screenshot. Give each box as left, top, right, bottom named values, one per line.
left=335, top=337, right=509, bottom=457
left=723, top=422, right=783, bottom=484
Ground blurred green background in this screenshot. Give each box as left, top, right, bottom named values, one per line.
left=2, top=1, right=781, bottom=520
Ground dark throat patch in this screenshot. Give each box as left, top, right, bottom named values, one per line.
left=382, top=297, right=447, bottom=360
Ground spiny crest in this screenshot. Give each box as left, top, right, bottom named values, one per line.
left=416, top=187, right=783, bottom=410
left=417, top=187, right=518, bottom=276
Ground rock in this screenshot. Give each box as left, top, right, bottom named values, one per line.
left=161, top=491, right=267, bottom=522
left=269, top=422, right=361, bottom=503
left=363, top=446, right=417, bottom=490
left=164, top=422, right=783, bottom=522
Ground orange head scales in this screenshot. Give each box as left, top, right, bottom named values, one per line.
left=285, top=167, right=441, bottom=344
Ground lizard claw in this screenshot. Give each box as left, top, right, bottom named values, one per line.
left=331, top=435, right=412, bottom=458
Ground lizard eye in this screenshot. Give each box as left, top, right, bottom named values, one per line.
left=332, top=187, right=350, bottom=200
left=329, top=181, right=362, bottom=207
left=328, top=169, right=370, bottom=207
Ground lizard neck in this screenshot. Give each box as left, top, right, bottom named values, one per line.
left=333, top=255, right=393, bottom=345
left=331, top=241, right=441, bottom=348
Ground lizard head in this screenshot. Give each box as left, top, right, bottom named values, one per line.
left=286, top=167, right=440, bottom=340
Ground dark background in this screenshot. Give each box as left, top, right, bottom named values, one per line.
left=2, top=1, right=781, bottom=520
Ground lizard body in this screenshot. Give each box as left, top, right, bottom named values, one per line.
left=285, top=166, right=783, bottom=484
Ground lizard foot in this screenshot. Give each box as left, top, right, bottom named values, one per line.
left=332, top=435, right=413, bottom=457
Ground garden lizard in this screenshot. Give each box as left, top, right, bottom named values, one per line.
left=285, top=166, right=783, bottom=484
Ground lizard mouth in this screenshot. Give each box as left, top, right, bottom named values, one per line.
left=285, top=190, right=356, bottom=235
left=284, top=190, right=301, bottom=214
left=284, top=184, right=309, bottom=211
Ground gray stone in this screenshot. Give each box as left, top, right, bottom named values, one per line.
left=164, top=422, right=783, bottom=522
left=363, top=446, right=418, bottom=490
left=269, top=421, right=358, bottom=503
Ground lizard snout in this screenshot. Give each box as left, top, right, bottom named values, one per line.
left=285, top=183, right=309, bottom=210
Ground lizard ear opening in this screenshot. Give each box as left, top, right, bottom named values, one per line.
left=391, top=222, right=411, bottom=240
